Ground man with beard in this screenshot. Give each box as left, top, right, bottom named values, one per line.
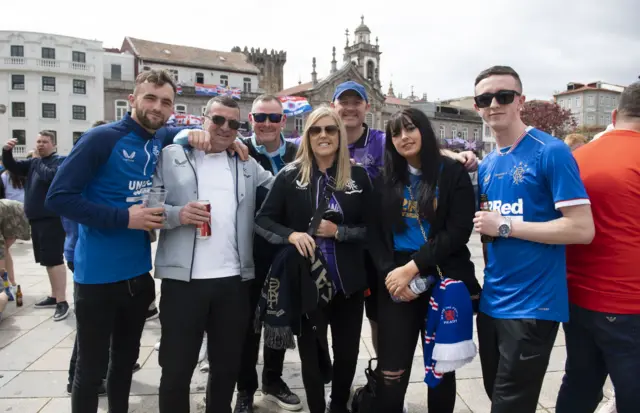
left=46, top=69, right=178, bottom=413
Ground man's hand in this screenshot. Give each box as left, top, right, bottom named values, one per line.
left=31, top=149, right=40, bottom=158
left=3, top=139, right=17, bottom=151
left=227, top=139, right=249, bottom=161
left=473, top=210, right=502, bottom=236
left=128, top=204, right=165, bottom=231
left=179, top=202, right=211, bottom=226
left=187, top=130, right=212, bottom=152
left=385, top=265, right=418, bottom=296
left=315, top=219, right=338, bottom=238
left=288, top=231, right=316, bottom=258
left=457, top=151, right=478, bottom=172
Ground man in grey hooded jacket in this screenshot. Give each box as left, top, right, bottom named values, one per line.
left=152, top=96, right=274, bottom=413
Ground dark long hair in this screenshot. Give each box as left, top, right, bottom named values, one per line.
left=382, top=108, right=442, bottom=230
left=4, top=170, right=26, bottom=190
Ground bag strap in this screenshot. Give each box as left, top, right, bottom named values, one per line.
left=306, top=175, right=337, bottom=236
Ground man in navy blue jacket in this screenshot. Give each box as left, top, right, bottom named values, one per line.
left=46, top=69, right=181, bottom=413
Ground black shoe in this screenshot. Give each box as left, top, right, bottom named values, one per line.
left=145, top=305, right=159, bottom=321
left=35, top=296, right=57, bottom=308
left=67, top=381, right=107, bottom=396
left=132, top=363, right=141, bottom=373
left=263, top=381, right=302, bottom=411
left=326, top=403, right=350, bottom=413
left=53, top=301, right=70, bottom=321
left=233, top=391, right=254, bottom=413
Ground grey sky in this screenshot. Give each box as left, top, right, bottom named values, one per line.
left=4, top=0, right=639, bottom=100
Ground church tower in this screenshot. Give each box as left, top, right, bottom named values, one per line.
left=343, top=15, right=382, bottom=90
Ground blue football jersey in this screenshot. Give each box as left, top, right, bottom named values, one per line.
left=477, top=127, right=589, bottom=322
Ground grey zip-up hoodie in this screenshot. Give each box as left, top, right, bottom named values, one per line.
left=152, top=144, right=274, bottom=282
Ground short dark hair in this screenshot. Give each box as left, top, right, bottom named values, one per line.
left=617, top=81, right=640, bottom=119
left=92, top=120, right=108, bottom=128
left=252, top=94, right=282, bottom=111
left=205, top=95, right=240, bottom=115
left=134, top=69, right=177, bottom=94
left=474, top=65, right=523, bottom=92
left=38, top=130, right=56, bottom=143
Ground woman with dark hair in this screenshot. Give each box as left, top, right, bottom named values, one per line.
left=0, top=169, right=26, bottom=291
left=371, top=107, right=481, bottom=413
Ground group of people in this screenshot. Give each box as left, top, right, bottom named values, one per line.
left=0, top=63, right=636, bottom=413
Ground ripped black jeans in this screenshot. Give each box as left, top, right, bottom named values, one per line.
left=376, top=254, right=456, bottom=413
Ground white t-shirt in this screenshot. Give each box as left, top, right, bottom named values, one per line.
left=1, top=173, right=25, bottom=203
left=190, top=151, right=240, bottom=279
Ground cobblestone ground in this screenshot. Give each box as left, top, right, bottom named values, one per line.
left=0, top=234, right=612, bottom=412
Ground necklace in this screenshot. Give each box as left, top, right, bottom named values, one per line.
left=496, top=129, right=528, bottom=156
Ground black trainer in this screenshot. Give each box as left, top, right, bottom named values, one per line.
left=263, top=380, right=302, bottom=411
left=53, top=301, right=70, bottom=321
left=35, top=296, right=57, bottom=308
left=233, top=391, right=254, bottom=413
left=132, top=363, right=141, bottom=373
left=67, top=380, right=106, bottom=396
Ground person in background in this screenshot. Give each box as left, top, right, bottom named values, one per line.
left=556, top=82, right=640, bottom=413
left=0, top=290, right=8, bottom=323
left=2, top=131, right=68, bottom=321
left=0, top=169, right=26, bottom=293
left=0, top=199, right=31, bottom=303
left=564, top=133, right=588, bottom=151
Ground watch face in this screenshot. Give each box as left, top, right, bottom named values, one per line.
left=498, top=224, right=510, bottom=237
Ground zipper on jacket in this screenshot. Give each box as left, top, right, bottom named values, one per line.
left=185, top=150, right=198, bottom=281
left=235, top=159, right=243, bottom=277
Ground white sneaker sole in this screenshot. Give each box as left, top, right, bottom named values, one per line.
left=263, top=394, right=302, bottom=411
left=53, top=308, right=71, bottom=322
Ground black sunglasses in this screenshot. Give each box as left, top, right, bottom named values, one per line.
left=252, top=113, right=283, bottom=123
left=474, top=90, right=521, bottom=108
left=203, top=115, right=241, bottom=130
left=308, top=125, right=340, bottom=137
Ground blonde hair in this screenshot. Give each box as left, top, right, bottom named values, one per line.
left=564, top=133, right=588, bottom=148
left=293, top=106, right=351, bottom=190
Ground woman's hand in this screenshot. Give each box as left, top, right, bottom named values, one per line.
left=315, top=219, right=338, bottom=239
left=288, top=232, right=316, bottom=258
left=392, top=286, right=419, bottom=302
left=385, top=263, right=419, bottom=296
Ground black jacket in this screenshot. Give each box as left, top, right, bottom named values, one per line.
left=1, top=149, right=64, bottom=220
left=255, top=162, right=374, bottom=296
left=369, top=157, right=482, bottom=297
left=243, top=136, right=299, bottom=276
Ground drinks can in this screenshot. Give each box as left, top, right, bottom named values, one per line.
left=196, top=200, right=211, bottom=239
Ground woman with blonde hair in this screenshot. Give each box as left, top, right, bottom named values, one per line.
left=256, top=106, right=374, bottom=413
left=564, top=133, right=588, bottom=151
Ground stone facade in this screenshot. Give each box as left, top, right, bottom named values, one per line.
left=233, top=47, right=287, bottom=95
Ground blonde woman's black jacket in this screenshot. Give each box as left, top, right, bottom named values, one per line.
left=255, top=162, right=374, bottom=296
left=368, top=157, right=482, bottom=297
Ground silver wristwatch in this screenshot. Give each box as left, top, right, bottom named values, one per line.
left=498, top=217, right=512, bottom=238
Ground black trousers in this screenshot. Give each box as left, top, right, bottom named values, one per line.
left=236, top=267, right=285, bottom=394
left=477, top=311, right=559, bottom=413
left=377, top=279, right=456, bottom=413
left=72, top=273, right=155, bottom=413
left=298, top=291, right=364, bottom=413
left=158, top=276, right=250, bottom=413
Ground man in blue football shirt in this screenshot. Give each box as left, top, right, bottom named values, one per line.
left=472, top=66, right=595, bottom=413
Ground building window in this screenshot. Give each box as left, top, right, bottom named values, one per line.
left=111, top=64, right=122, bottom=81
left=41, top=47, right=55, bottom=59
left=220, top=75, right=229, bottom=87
left=115, top=100, right=128, bottom=121
left=42, top=103, right=56, bottom=119
left=587, top=114, right=595, bottom=125
left=42, top=76, right=56, bottom=92
left=588, top=95, right=595, bottom=106
left=439, top=125, right=446, bottom=139
left=484, top=124, right=491, bottom=136
left=243, top=77, right=251, bottom=93
left=73, top=131, right=83, bottom=144
left=10, top=45, right=24, bottom=57
left=201, top=106, right=208, bottom=116
left=72, top=51, right=86, bottom=63
left=11, top=102, right=25, bottom=117
left=142, top=66, right=151, bottom=71
left=294, top=116, right=304, bottom=132
left=462, top=127, right=468, bottom=139
left=196, top=72, right=204, bottom=84
left=383, top=120, right=389, bottom=131
left=168, top=69, right=178, bottom=82
left=612, top=97, right=617, bottom=107
left=576, top=97, right=581, bottom=108
left=12, top=130, right=26, bottom=145
left=567, top=99, right=572, bottom=108
left=599, top=96, right=604, bottom=105
left=72, top=105, right=86, bottom=120
left=474, top=128, right=480, bottom=140
left=174, top=104, right=187, bottom=114
left=365, top=113, right=374, bottom=126
left=604, top=113, right=611, bottom=125
left=11, top=74, right=25, bottom=90
left=451, top=126, right=457, bottom=138
left=73, top=79, right=86, bottom=94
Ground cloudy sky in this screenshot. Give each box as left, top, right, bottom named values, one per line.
left=3, top=0, right=639, bottom=100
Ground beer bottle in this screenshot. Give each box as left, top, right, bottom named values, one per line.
left=16, top=285, right=23, bottom=307
left=479, top=194, right=495, bottom=243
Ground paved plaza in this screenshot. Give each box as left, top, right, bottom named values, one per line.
left=0, top=234, right=612, bottom=412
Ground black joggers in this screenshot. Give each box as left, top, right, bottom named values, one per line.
left=158, top=276, right=250, bottom=413
left=72, top=272, right=155, bottom=413
left=476, top=311, right=559, bottom=413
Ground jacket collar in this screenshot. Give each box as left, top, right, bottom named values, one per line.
left=122, top=112, right=155, bottom=140
left=250, top=133, right=287, bottom=158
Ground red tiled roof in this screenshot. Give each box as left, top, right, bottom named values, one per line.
left=385, top=96, right=411, bottom=106
left=277, top=81, right=314, bottom=96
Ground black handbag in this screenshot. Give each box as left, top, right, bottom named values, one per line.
left=351, top=358, right=380, bottom=413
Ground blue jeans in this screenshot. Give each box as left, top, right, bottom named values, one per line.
left=556, top=303, right=640, bottom=413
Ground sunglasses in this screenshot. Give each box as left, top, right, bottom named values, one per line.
left=308, top=125, right=340, bottom=137
left=203, top=115, right=241, bottom=130
left=252, top=113, right=283, bottom=123
left=474, top=90, right=521, bottom=108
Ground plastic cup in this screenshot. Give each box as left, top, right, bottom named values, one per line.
left=141, top=189, right=168, bottom=208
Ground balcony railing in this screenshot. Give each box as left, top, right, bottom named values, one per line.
left=12, top=145, right=27, bottom=158
left=1, top=57, right=95, bottom=75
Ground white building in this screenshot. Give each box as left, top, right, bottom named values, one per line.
left=482, top=121, right=496, bottom=156
left=0, top=31, right=104, bottom=157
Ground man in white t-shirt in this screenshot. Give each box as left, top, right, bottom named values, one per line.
left=152, top=96, right=275, bottom=413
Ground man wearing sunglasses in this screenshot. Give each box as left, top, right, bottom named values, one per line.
left=153, top=95, right=276, bottom=413
left=233, top=94, right=302, bottom=413
left=472, top=65, right=595, bottom=413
